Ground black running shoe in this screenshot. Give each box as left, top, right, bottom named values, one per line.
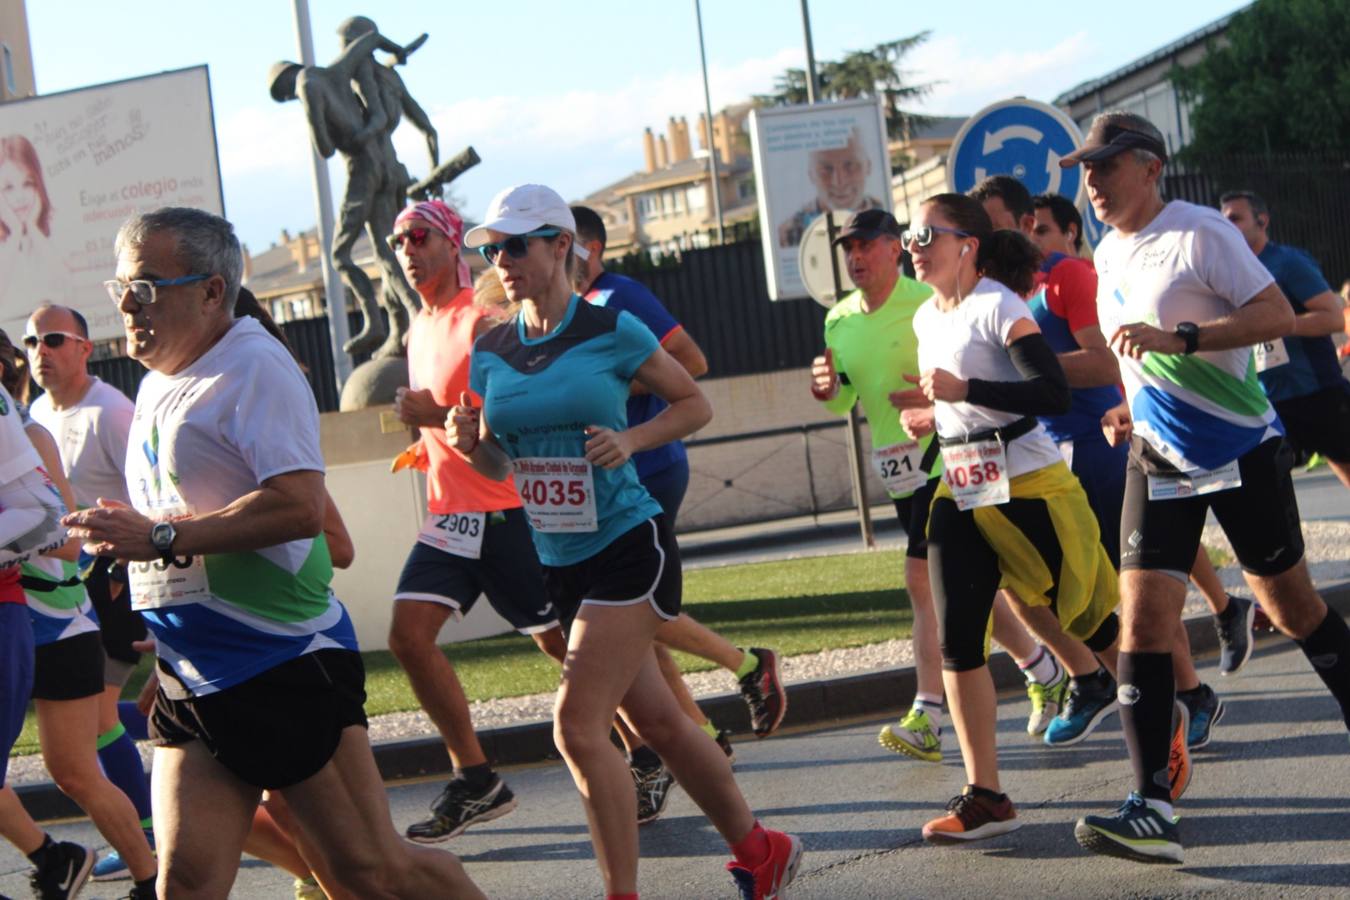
left=1075, top=793, right=1183, bottom=864
left=405, top=775, right=518, bottom=843
left=633, top=762, right=676, bottom=825
left=1215, top=595, right=1255, bottom=675
left=29, top=840, right=95, bottom=900
left=123, top=878, right=157, bottom=900
left=738, top=647, right=787, bottom=738
left=715, top=728, right=737, bottom=764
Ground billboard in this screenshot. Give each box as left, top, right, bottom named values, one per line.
left=0, top=66, right=223, bottom=343
left=748, top=97, right=892, bottom=300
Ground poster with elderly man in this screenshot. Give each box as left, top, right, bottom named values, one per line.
left=749, top=97, right=891, bottom=300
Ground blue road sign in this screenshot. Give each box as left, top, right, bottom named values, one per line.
left=947, top=99, right=1085, bottom=204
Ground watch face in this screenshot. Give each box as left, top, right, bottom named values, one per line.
left=152, top=522, right=175, bottom=550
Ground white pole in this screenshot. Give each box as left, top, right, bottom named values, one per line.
left=291, top=0, right=352, bottom=389
left=693, top=0, right=725, bottom=244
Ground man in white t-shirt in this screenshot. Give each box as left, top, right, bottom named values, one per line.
left=65, top=206, right=484, bottom=900
left=24, top=303, right=156, bottom=882
left=1060, top=111, right=1350, bottom=865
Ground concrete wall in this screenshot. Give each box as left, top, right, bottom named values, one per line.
left=322, top=368, right=890, bottom=651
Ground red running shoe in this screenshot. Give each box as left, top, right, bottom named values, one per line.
left=738, top=648, right=788, bottom=738
left=726, top=829, right=803, bottom=900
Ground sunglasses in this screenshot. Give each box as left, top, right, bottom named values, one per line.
left=22, top=331, right=87, bottom=352
left=386, top=227, right=433, bottom=252
left=103, top=274, right=211, bottom=306
left=478, top=228, right=561, bottom=264
left=900, top=225, right=971, bottom=248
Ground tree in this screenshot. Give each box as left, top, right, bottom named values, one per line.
left=754, top=33, right=935, bottom=146
left=1172, top=0, right=1350, bottom=158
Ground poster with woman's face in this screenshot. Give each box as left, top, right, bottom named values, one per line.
left=749, top=98, right=892, bottom=300
left=0, top=67, right=223, bottom=343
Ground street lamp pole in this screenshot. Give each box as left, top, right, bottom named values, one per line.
left=291, top=0, right=352, bottom=390
left=693, top=0, right=725, bottom=244
left=799, top=0, right=876, bottom=550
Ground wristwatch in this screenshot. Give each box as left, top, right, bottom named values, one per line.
left=1174, top=321, right=1200, bottom=355
left=150, top=521, right=177, bottom=563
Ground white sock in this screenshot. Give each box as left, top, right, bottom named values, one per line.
left=913, top=695, right=943, bottom=730
left=1143, top=797, right=1175, bottom=821
left=1020, top=646, right=1060, bottom=685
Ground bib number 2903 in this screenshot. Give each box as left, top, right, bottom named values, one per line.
left=940, top=439, right=1010, bottom=510
left=417, top=511, right=486, bottom=558
left=513, top=458, right=598, bottom=533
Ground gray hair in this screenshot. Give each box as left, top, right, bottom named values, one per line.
left=115, top=207, right=243, bottom=313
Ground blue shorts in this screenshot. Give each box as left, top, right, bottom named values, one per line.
left=1063, top=433, right=1128, bottom=568
left=640, top=460, right=689, bottom=526
left=1, top=603, right=35, bottom=786
left=394, top=507, right=560, bottom=634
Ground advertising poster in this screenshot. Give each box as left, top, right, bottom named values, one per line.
left=0, top=66, right=223, bottom=342
left=749, top=97, right=891, bottom=300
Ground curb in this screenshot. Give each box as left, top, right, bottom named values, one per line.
left=18, top=581, right=1350, bottom=823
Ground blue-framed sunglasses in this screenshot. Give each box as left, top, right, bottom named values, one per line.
left=477, top=228, right=561, bottom=264
left=900, top=225, right=971, bottom=247
left=103, top=274, right=211, bottom=306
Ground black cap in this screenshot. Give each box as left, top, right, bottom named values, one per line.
left=1060, top=112, right=1169, bottom=167
left=830, top=208, right=902, bottom=246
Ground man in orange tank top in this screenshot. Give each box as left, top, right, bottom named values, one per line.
left=387, top=200, right=568, bottom=843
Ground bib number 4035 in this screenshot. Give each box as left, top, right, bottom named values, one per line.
left=519, top=478, right=587, bottom=507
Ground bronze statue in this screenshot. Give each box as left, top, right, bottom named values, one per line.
left=269, top=19, right=436, bottom=359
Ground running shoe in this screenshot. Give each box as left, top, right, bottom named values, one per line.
left=1026, top=665, right=1069, bottom=736
left=92, top=831, right=155, bottom=882
left=1181, top=684, right=1225, bottom=749
left=1044, top=672, right=1118, bottom=747
left=1306, top=452, right=1327, bottom=472
left=405, top=775, right=518, bottom=843
left=877, top=707, right=942, bottom=762
left=716, top=728, right=737, bottom=764
left=28, top=840, right=95, bottom=900
left=1214, top=595, right=1256, bottom=675
left=1252, top=600, right=1276, bottom=634
left=726, top=829, right=803, bottom=900
left=294, top=877, right=324, bottom=899
left=739, top=648, right=787, bottom=738
left=1170, top=700, right=1192, bottom=802
left=123, top=881, right=157, bottom=900
left=1074, top=792, right=1182, bottom=864
left=633, top=761, right=676, bottom=825
left=922, top=785, right=1021, bottom=843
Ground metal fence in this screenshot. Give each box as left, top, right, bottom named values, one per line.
left=1164, top=152, right=1350, bottom=288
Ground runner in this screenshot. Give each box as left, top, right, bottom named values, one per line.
left=23, top=302, right=156, bottom=881
left=385, top=199, right=567, bottom=842
left=0, top=345, right=98, bottom=900
left=455, top=183, right=802, bottom=899
left=891, top=192, right=1120, bottom=843
left=572, top=205, right=783, bottom=807
left=1219, top=190, right=1350, bottom=489
left=1062, top=112, right=1350, bottom=864
left=66, top=206, right=484, bottom=898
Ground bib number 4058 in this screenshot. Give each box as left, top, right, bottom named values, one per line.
left=945, top=460, right=1001, bottom=488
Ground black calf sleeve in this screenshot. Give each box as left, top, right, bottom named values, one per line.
left=1085, top=612, right=1120, bottom=653
left=1297, top=608, right=1350, bottom=728
left=1118, top=651, right=1175, bottom=802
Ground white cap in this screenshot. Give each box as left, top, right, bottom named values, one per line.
left=463, top=184, right=589, bottom=259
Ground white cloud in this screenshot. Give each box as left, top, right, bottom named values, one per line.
left=908, top=32, right=1098, bottom=115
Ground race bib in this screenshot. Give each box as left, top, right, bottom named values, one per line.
left=128, top=553, right=209, bottom=611
left=416, top=511, right=486, bottom=559
left=1253, top=339, right=1290, bottom=372
left=941, top=439, right=1010, bottom=511
left=871, top=441, right=928, bottom=495
left=513, top=457, right=598, bottom=533
left=1146, top=459, right=1242, bottom=501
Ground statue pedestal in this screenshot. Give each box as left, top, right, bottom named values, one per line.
left=339, top=356, right=408, bottom=411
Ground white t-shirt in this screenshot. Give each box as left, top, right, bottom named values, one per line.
left=127, top=316, right=356, bottom=697
left=30, top=377, right=134, bottom=509
left=0, top=385, right=39, bottom=485
left=914, top=277, right=1063, bottom=478
left=1095, top=200, right=1280, bottom=471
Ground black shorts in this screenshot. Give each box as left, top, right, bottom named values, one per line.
left=394, top=508, right=560, bottom=633
left=150, top=649, right=368, bottom=790
left=1274, top=385, right=1350, bottom=463
left=1120, top=437, right=1305, bottom=578
left=544, top=516, right=681, bottom=631
left=892, top=477, right=939, bottom=559
left=87, top=558, right=147, bottom=668
left=31, top=630, right=105, bottom=701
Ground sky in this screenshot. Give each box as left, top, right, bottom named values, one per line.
left=24, top=0, right=1248, bottom=253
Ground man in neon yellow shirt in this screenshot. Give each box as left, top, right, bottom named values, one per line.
left=811, top=209, right=1053, bottom=759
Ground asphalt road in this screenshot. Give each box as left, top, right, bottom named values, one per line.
left=5, top=639, right=1347, bottom=899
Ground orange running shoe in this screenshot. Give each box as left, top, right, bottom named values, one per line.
left=1169, top=700, right=1192, bottom=802
left=922, top=785, right=1022, bottom=843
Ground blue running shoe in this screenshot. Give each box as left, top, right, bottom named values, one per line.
left=1181, top=684, right=1225, bottom=749
left=92, top=830, right=154, bottom=882
left=1075, top=793, right=1182, bottom=864
left=1044, top=672, right=1118, bottom=747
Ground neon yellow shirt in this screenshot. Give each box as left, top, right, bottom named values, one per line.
left=821, top=275, right=939, bottom=498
